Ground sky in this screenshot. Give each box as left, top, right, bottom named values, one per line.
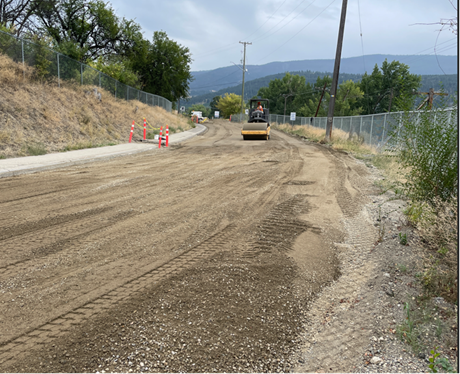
left=108, top=0, right=458, bottom=72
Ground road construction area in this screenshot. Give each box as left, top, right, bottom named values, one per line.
left=0, top=120, right=382, bottom=372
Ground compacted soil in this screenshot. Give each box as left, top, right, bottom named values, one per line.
left=1, top=120, right=446, bottom=372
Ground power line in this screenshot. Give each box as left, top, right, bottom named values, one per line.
left=255, top=0, right=337, bottom=65
left=241, top=0, right=290, bottom=40
left=356, top=0, right=369, bottom=113
left=251, top=0, right=317, bottom=44
left=193, top=0, right=295, bottom=60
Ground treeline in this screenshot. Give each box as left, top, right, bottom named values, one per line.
left=261, top=60, right=425, bottom=117
left=189, top=61, right=457, bottom=117
left=0, top=0, right=192, bottom=104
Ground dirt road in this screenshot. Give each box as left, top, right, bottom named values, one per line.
left=0, top=120, right=379, bottom=372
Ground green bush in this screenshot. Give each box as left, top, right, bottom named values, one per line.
left=389, top=95, right=457, bottom=207
left=27, top=142, right=47, bottom=155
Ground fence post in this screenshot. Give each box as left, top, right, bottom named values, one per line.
left=81, top=64, right=83, bottom=85
left=99, top=72, right=101, bottom=88
left=115, top=81, right=117, bottom=98
left=21, top=40, right=25, bottom=79
left=370, top=114, right=374, bottom=145
left=57, top=53, right=60, bottom=88
left=340, top=117, right=343, bottom=130
left=382, top=113, right=387, bottom=143
left=127, top=86, right=129, bottom=101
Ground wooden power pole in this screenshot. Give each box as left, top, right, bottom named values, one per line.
left=414, top=88, right=448, bottom=110
left=315, top=80, right=329, bottom=117
left=325, top=0, right=348, bottom=141
left=239, top=41, right=252, bottom=121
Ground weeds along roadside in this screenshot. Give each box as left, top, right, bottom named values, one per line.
left=387, top=102, right=458, bottom=372
left=274, top=119, right=458, bottom=371
left=0, top=54, right=191, bottom=158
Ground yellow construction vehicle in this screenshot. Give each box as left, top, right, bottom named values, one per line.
left=241, top=99, right=270, bottom=140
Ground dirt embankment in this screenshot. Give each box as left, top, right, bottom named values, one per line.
left=0, top=54, right=191, bottom=158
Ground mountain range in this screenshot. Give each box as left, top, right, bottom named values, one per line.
left=190, top=54, right=458, bottom=97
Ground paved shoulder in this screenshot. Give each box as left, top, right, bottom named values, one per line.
left=0, top=124, right=207, bottom=178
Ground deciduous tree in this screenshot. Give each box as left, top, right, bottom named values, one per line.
left=217, top=93, right=241, bottom=118
left=33, top=0, right=142, bottom=62
left=359, top=59, right=421, bottom=114
left=0, top=0, right=41, bottom=35
left=132, top=31, right=192, bottom=103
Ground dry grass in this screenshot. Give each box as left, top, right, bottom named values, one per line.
left=273, top=123, right=377, bottom=156
left=412, top=197, right=458, bottom=304
left=0, top=54, right=191, bottom=158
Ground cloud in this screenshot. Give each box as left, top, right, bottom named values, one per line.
left=108, top=0, right=458, bottom=71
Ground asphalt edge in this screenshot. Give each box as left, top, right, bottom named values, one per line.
left=0, top=124, right=207, bottom=179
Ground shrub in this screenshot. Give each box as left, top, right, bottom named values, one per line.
left=389, top=95, right=458, bottom=206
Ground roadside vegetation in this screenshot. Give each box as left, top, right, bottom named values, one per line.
left=387, top=100, right=458, bottom=371
left=0, top=54, right=191, bottom=158
left=272, top=123, right=377, bottom=156
left=275, top=93, right=458, bottom=370
left=0, top=0, right=192, bottom=105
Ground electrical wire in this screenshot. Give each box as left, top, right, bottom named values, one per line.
left=193, top=0, right=292, bottom=60
left=357, top=0, right=370, bottom=113
left=242, top=0, right=290, bottom=40
left=255, top=0, right=337, bottom=65
left=251, top=0, right=317, bottom=44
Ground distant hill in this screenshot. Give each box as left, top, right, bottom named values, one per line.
left=185, top=72, right=458, bottom=109
left=186, top=70, right=362, bottom=107
left=190, top=54, right=458, bottom=96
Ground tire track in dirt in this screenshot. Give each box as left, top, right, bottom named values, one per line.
left=0, top=125, right=305, bottom=358
left=293, top=150, right=379, bottom=373
left=0, top=223, right=239, bottom=365
left=240, top=195, right=312, bottom=259
left=0, top=206, right=112, bottom=242
left=0, top=209, right=138, bottom=273
left=3, top=123, right=358, bottom=373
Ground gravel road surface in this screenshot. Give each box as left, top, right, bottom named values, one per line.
left=0, top=120, right=396, bottom=372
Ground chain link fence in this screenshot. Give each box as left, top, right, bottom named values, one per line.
left=0, top=30, right=172, bottom=112
left=231, top=108, right=457, bottom=151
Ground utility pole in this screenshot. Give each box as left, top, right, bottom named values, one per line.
left=387, top=88, right=393, bottom=113
left=314, top=80, right=329, bottom=117
left=239, top=41, right=251, bottom=121
left=325, top=0, right=348, bottom=141
left=414, top=88, right=448, bottom=110
left=282, top=93, right=294, bottom=116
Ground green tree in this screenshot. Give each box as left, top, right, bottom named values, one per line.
left=217, top=93, right=241, bottom=118
left=297, top=76, right=331, bottom=117
left=33, top=0, right=142, bottom=62
left=359, top=59, right=421, bottom=114
left=334, top=80, right=364, bottom=116
left=209, top=95, right=221, bottom=116
left=131, top=31, right=192, bottom=103
left=0, top=0, right=41, bottom=36
left=89, top=56, right=141, bottom=88
left=188, top=104, right=210, bottom=118
left=257, top=73, right=313, bottom=116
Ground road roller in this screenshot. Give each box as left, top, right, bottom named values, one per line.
left=241, top=99, right=270, bottom=140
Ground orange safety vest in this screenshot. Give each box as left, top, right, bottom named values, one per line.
left=257, top=105, right=263, bottom=111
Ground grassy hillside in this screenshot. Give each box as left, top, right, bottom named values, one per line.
left=0, top=54, right=191, bottom=158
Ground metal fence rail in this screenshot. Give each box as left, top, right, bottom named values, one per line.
left=231, top=108, right=457, bottom=150
left=0, top=30, right=172, bottom=112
